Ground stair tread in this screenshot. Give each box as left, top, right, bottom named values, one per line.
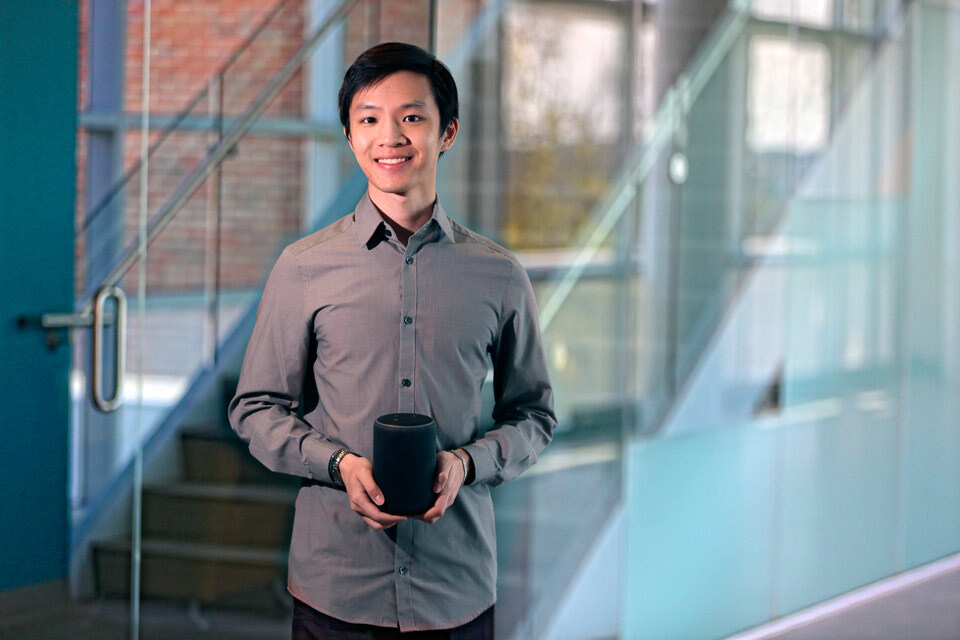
left=145, top=481, right=297, bottom=504
left=96, top=537, right=288, bottom=566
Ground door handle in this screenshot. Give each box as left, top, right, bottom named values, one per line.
left=20, top=285, right=127, bottom=412
left=91, top=286, right=126, bottom=412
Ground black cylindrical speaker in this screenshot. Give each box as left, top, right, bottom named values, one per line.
left=373, top=413, right=437, bottom=516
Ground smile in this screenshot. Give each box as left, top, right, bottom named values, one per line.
left=376, top=157, right=412, bottom=165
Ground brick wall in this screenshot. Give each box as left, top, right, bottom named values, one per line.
left=76, top=0, right=438, bottom=297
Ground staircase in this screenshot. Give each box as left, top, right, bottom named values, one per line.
left=93, top=379, right=300, bottom=613
left=90, top=386, right=620, bottom=622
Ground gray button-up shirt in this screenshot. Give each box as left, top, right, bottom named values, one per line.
left=227, top=191, right=557, bottom=631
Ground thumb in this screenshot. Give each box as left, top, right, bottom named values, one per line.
left=434, top=470, right=445, bottom=493
left=359, top=471, right=385, bottom=506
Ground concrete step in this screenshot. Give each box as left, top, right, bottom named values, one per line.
left=93, top=537, right=288, bottom=613
left=143, top=481, right=296, bottom=549
left=180, top=425, right=302, bottom=488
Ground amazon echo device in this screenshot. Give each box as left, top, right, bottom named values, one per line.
left=373, top=413, right=437, bottom=516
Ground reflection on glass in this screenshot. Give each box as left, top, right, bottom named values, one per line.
left=748, top=36, right=830, bottom=153
left=501, top=2, right=627, bottom=250
left=753, top=0, right=834, bottom=27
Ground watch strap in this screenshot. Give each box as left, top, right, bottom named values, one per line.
left=328, top=448, right=355, bottom=487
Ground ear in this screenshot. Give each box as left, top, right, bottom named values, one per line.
left=439, top=118, right=459, bottom=153
left=343, top=125, right=353, bottom=150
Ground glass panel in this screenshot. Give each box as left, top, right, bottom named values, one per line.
left=70, top=1, right=373, bottom=636
left=620, top=1, right=959, bottom=638
left=899, top=1, right=960, bottom=572
left=73, top=0, right=294, bottom=532
left=492, top=197, right=634, bottom=640
left=770, top=21, right=909, bottom=606
left=438, top=2, right=637, bottom=637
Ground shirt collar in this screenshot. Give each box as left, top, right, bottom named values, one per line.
left=354, top=191, right=456, bottom=248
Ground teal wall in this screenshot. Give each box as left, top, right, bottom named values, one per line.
left=0, top=0, right=78, bottom=591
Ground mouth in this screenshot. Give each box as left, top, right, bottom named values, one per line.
left=375, top=156, right=412, bottom=167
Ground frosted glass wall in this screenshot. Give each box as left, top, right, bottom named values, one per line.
left=622, top=3, right=960, bottom=638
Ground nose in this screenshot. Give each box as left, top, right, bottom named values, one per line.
left=379, top=118, right=407, bottom=146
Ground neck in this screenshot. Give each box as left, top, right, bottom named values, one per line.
left=368, top=188, right=437, bottom=245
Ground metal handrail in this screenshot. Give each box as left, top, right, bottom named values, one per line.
left=75, top=0, right=359, bottom=317
left=80, top=0, right=294, bottom=233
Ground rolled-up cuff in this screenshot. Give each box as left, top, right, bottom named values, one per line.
left=302, top=434, right=341, bottom=484
left=461, top=441, right=497, bottom=486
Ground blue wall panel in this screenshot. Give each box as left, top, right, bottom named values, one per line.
left=0, top=0, right=78, bottom=591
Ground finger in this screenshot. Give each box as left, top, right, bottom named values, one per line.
left=347, top=485, right=407, bottom=526
left=361, top=515, right=399, bottom=530
left=422, top=475, right=463, bottom=519
left=355, top=499, right=407, bottom=524
left=412, top=512, right=439, bottom=524
left=357, top=472, right=386, bottom=507
left=344, top=470, right=404, bottom=517
left=411, top=499, right=438, bottom=521
left=434, top=470, right=446, bottom=493
left=376, top=512, right=408, bottom=525
left=370, top=515, right=403, bottom=529
left=347, top=485, right=381, bottom=515
left=419, top=497, right=447, bottom=522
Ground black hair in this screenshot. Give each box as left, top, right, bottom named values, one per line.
left=338, top=42, right=459, bottom=140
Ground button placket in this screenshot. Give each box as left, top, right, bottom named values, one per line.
left=397, top=249, right=417, bottom=412
left=395, top=524, right=415, bottom=629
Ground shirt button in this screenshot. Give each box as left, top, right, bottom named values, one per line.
left=403, top=316, right=413, bottom=325
left=401, top=378, right=411, bottom=387
left=398, top=566, right=408, bottom=575
left=405, top=256, right=413, bottom=265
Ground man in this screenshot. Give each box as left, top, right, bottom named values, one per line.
left=228, top=42, right=556, bottom=639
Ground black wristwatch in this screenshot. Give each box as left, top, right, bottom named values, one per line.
left=328, top=448, right=355, bottom=487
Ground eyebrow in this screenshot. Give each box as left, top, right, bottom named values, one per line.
left=355, top=101, right=429, bottom=111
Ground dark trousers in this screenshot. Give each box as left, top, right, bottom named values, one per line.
left=292, top=596, right=495, bottom=639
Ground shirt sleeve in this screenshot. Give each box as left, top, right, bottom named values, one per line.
left=227, top=246, right=340, bottom=483
left=463, top=258, right=558, bottom=486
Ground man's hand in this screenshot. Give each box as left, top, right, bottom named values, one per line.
left=338, top=454, right=407, bottom=530
left=413, top=449, right=470, bottom=524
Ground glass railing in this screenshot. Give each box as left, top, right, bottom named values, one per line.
left=70, top=0, right=363, bottom=528
left=76, top=0, right=297, bottom=306
left=69, top=1, right=515, bottom=630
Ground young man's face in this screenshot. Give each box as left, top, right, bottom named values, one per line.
left=344, top=70, right=458, bottom=206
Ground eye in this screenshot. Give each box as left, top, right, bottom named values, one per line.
left=404, top=114, right=423, bottom=122
left=359, top=116, right=376, bottom=124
